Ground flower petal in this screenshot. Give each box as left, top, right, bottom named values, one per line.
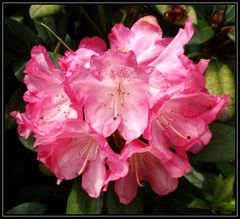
left=82, top=152, right=106, bottom=198
left=114, top=169, right=138, bottom=205
left=150, top=18, right=194, bottom=82
left=78, top=36, right=107, bottom=54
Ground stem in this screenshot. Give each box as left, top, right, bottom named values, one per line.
left=78, top=5, right=104, bottom=38
left=41, top=23, right=72, bottom=52
left=120, top=9, right=127, bottom=24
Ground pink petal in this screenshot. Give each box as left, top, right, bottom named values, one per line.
left=82, top=152, right=106, bottom=198
left=84, top=95, right=121, bottom=137
left=58, top=48, right=98, bottom=77
left=150, top=18, right=194, bottom=81
left=108, top=24, right=134, bottom=51
left=140, top=153, right=178, bottom=195
left=114, top=169, right=138, bottom=205
left=103, top=152, right=129, bottom=191
left=24, top=46, right=62, bottom=98
left=117, top=82, right=149, bottom=141
left=78, top=36, right=107, bottom=54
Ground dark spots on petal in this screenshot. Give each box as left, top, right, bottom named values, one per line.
left=113, top=116, right=117, bottom=120
left=40, top=116, right=44, bottom=120
left=169, top=144, right=176, bottom=153
left=187, top=136, right=191, bottom=140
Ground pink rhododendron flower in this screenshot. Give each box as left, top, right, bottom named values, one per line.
left=35, top=119, right=128, bottom=197
left=147, top=90, right=228, bottom=153
left=65, top=50, right=166, bottom=141
left=10, top=15, right=229, bottom=205
left=11, top=46, right=77, bottom=138
left=114, top=140, right=178, bottom=204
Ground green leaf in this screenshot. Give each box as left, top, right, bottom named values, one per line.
left=216, top=174, right=235, bottom=203
left=48, top=52, right=62, bottom=68
left=225, top=5, right=235, bottom=24
left=106, top=183, right=143, bottom=214
left=204, top=61, right=235, bottom=121
left=5, top=18, right=41, bottom=50
left=193, top=122, right=235, bottom=162
left=184, top=168, right=206, bottom=189
left=29, top=5, right=64, bottom=19
left=215, top=161, right=235, bottom=177
left=5, top=85, right=26, bottom=114
left=38, top=162, right=54, bottom=176
left=153, top=5, right=170, bottom=15
left=13, top=58, right=28, bottom=82
left=5, top=113, right=16, bottom=131
left=125, top=189, right=143, bottom=214
left=193, top=5, right=213, bottom=20
left=227, top=32, right=235, bottom=42
left=34, top=16, right=56, bottom=47
left=66, top=179, right=103, bottom=214
left=218, top=198, right=235, bottom=214
left=18, top=135, right=38, bottom=152
left=188, top=19, right=215, bottom=45
left=187, top=198, right=210, bottom=210
left=6, top=202, right=47, bottom=214
left=106, top=183, right=125, bottom=214
left=212, top=174, right=224, bottom=201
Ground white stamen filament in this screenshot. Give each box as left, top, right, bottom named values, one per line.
left=158, top=112, right=186, bottom=139
left=42, top=100, right=70, bottom=122
left=130, top=155, right=143, bottom=187
left=110, top=83, right=126, bottom=120
left=77, top=139, right=98, bottom=176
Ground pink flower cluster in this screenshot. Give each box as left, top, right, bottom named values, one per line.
left=11, top=16, right=228, bottom=204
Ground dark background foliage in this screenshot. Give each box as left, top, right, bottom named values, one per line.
left=3, top=3, right=237, bottom=215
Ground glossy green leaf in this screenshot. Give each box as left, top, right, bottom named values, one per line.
left=66, top=180, right=103, bottom=214
left=225, top=5, right=235, bottom=24
left=193, top=123, right=235, bottom=162
left=184, top=168, right=206, bottom=189
left=106, top=183, right=143, bottom=214
left=215, top=174, right=235, bottom=203
left=204, top=61, right=235, bottom=121
left=18, top=135, right=38, bottom=152
left=227, top=32, right=235, bottom=42
left=29, top=5, right=64, bottom=19
left=218, top=198, right=235, bottom=214
left=5, top=18, right=41, bottom=49
left=6, top=202, right=47, bottom=214
left=187, top=198, right=210, bottom=210
left=188, top=19, right=214, bottom=45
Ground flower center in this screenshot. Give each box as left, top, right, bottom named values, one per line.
left=109, top=83, right=130, bottom=120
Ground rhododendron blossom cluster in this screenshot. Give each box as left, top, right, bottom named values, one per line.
left=11, top=16, right=228, bottom=205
